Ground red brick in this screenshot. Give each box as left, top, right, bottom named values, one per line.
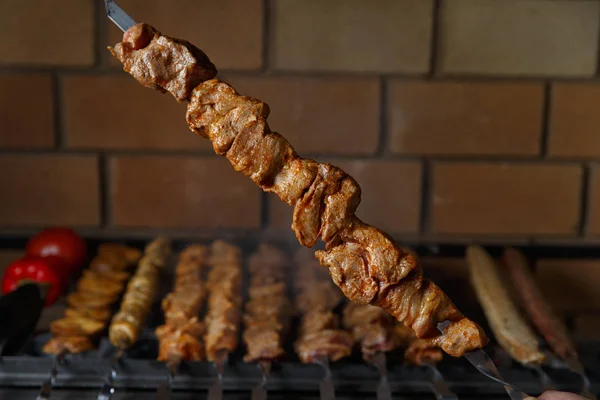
left=110, top=156, right=261, bottom=229
left=537, top=259, right=600, bottom=313
left=431, top=163, right=582, bottom=235
left=0, top=75, right=54, bottom=148
left=64, top=75, right=210, bottom=151
left=439, top=0, right=599, bottom=76
left=549, top=83, right=600, bottom=158
left=388, top=81, right=542, bottom=156
left=107, top=0, right=263, bottom=70
left=227, top=76, right=380, bottom=155
left=0, top=0, right=94, bottom=66
left=0, top=155, right=100, bottom=227
left=270, top=160, right=421, bottom=234
left=271, top=0, right=433, bottom=73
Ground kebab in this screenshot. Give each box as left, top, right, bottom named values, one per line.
left=204, top=240, right=243, bottom=400
left=503, top=248, right=595, bottom=399
left=154, top=244, right=207, bottom=397
left=294, top=248, right=354, bottom=400
left=42, top=243, right=141, bottom=355
left=107, top=20, right=486, bottom=358
left=243, top=244, right=293, bottom=400
left=342, top=303, right=399, bottom=400
left=37, top=243, right=141, bottom=400
left=95, top=237, right=171, bottom=400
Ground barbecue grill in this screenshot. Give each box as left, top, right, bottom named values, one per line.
left=0, top=236, right=597, bottom=399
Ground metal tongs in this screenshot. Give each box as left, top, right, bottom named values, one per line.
left=35, top=351, right=66, bottom=400
left=96, top=348, right=124, bottom=400
left=251, top=361, right=271, bottom=400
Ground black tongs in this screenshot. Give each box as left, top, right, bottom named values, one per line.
left=0, top=283, right=44, bottom=357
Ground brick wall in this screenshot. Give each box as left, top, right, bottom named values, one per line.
left=1, top=0, right=600, bottom=245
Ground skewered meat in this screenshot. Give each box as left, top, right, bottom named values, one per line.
left=466, top=246, right=545, bottom=365
left=44, top=243, right=142, bottom=355
left=42, top=336, right=95, bottom=354
left=242, top=244, right=293, bottom=363
left=204, top=241, right=242, bottom=362
left=503, top=248, right=580, bottom=366
left=50, top=317, right=105, bottom=337
left=109, top=238, right=171, bottom=349
left=156, top=244, right=207, bottom=364
left=110, top=23, right=487, bottom=357
left=395, top=324, right=442, bottom=366
left=294, top=249, right=353, bottom=364
left=343, top=303, right=400, bottom=361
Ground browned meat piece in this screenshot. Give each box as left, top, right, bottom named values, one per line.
left=111, top=25, right=488, bottom=356
left=76, top=275, right=124, bottom=297
left=404, top=338, right=443, bottom=366
left=65, top=307, right=112, bottom=323
left=343, top=303, right=399, bottom=361
left=83, top=268, right=130, bottom=283
left=293, top=249, right=353, bottom=364
left=43, top=336, right=94, bottom=354
left=157, top=330, right=204, bottom=363
left=203, top=241, right=242, bottom=362
left=108, top=23, right=217, bottom=102
left=67, top=292, right=117, bottom=309
left=97, top=243, right=142, bottom=265
left=295, top=330, right=355, bottom=364
left=242, top=244, right=292, bottom=363
left=50, top=317, right=104, bottom=337
left=163, top=291, right=205, bottom=327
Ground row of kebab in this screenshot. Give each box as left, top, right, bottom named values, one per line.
left=25, top=234, right=592, bottom=399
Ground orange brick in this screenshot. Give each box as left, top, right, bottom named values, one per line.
left=388, top=81, right=543, bottom=156
left=0, top=0, right=94, bottom=66
left=431, top=163, right=582, bottom=235
left=63, top=75, right=210, bottom=151
left=0, top=75, right=54, bottom=148
left=0, top=155, right=100, bottom=227
left=537, top=259, right=600, bottom=313
left=110, top=156, right=261, bottom=229
left=549, top=83, right=600, bottom=158
left=269, top=160, right=421, bottom=234
left=585, top=165, right=600, bottom=235
left=271, top=0, right=433, bottom=73
left=573, top=314, right=600, bottom=341
left=227, top=76, right=380, bottom=155
left=439, top=0, right=599, bottom=76
left=106, top=0, right=263, bottom=70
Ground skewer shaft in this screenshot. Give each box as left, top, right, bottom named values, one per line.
left=251, top=361, right=271, bottom=400
left=425, top=363, right=458, bottom=400
left=208, top=353, right=227, bottom=400
left=156, top=361, right=178, bottom=400
left=36, top=352, right=64, bottom=400
left=315, top=357, right=335, bottom=400
left=371, top=352, right=392, bottom=400
left=96, top=348, right=124, bottom=400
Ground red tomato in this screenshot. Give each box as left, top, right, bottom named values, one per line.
left=26, top=227, right=87, bottom=274
left=2, top=257, right=64, bottom=306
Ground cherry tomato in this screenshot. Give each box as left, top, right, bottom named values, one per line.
left=26, top=227, right=87, bottom=274
left=2, top=257, right=64, bottom=306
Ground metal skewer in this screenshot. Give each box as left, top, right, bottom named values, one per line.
left=529, top=365, right=556, bottom=392
left=36, top=351, right=65, bottom=400
left=314, top=356, right=335, bottom=400
left=156, top=360, right=178, bottom=400
left=251, top=361, right=271, bottom=400
left=424, top=363, right=459, bottom=400
left=96, top=348, right=124, bottom=400
left=207, top=351, right=227, bottom=400
left=104, top=0, right=135, bottom=32
left=370, top=352, right=392, bottom=400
